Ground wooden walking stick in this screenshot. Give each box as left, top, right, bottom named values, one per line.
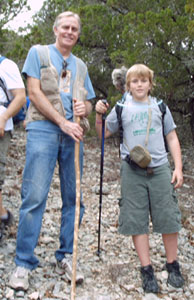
left=71, top=84, right=88, bottom=300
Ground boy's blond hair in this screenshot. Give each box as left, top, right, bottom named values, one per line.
left=126, top=64, right=155, bottom=93
left=53, top=11, right=81, bottom=34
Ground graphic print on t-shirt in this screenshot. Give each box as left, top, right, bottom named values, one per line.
left=59, top=70, right=71, bottom=93
left=130, top=111, right=156, bottom=136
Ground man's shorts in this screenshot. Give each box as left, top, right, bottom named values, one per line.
left=0, top=131, right=11, bottom=190
left=118, top=160, right=182, bottom=236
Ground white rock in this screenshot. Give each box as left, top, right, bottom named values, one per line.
left=29, top=291, right=40, bottom=300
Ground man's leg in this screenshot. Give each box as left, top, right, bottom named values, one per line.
left=56, top=136, right=84, bottom=259
left=55, top=135, right=84, bottom=283
left=10, top=130, right=59, bottom=291
left=15, top=130, right=59, bottom=270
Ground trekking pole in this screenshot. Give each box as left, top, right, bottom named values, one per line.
left=97, top=99, right=107, bottom=256
left=71, top=86, right=87, bottom=300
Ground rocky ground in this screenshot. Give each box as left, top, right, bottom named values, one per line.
left=0, top=127, right=194, bottom=300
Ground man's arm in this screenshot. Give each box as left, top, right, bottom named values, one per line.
left=27, top=76, right=83, bottom=142
left=166, top=129, right=183, bottom=189
left=0, top=88, right=26, bottom=137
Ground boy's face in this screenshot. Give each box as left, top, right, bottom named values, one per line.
left=129, top=75, right=151, bottom=102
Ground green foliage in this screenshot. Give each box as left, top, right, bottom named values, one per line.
left=0, top=0, right=28, bottom=28
left=0, top=0, right=28, bottom=56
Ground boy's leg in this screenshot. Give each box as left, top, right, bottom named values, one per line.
left=162, top=232, right=184, bottom=288
left=147, top=164, right=184, bottom=288
left=162, top=232, right=178, bottom=263
left=133, top=234, right=159, bottom=293
left=132, top=234, right=150, bottom=266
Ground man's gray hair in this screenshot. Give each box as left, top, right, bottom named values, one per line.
left=53, top=11, right=81, bottom=33
left=112, top=66, right=128, bottom=93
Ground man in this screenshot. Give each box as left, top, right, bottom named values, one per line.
left=9, top=11, right=95, bottom=291
left=0, top=56, right=26, bottom=239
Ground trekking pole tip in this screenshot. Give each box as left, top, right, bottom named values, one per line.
left=96, top=249, right=101, bottom=257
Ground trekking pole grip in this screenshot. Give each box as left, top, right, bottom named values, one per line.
left=101, top=99, right=107, bottom=120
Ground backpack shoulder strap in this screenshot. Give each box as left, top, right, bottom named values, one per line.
left=34, top=45, right=51, bottom=67
left=0, top=78, right=9, bottom=104
left=115, top=92, right=127, bottom=145
left=158, top=100, right=168, bottom=152
left=0, top=56, right=10, bottom=104
left=158, top=101, right=167, bottom=115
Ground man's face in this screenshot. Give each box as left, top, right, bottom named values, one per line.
left=54, top=16, right=80, bottom=50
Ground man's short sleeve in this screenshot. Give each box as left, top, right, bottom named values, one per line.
left=22, top=46, right=41, bottom=80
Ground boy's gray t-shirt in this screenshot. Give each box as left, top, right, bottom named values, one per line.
left=106, top=94, right=176, bottom=167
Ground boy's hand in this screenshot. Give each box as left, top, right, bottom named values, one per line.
left=171, top=169, right=183, bottom=189
left=95, top=100, right=109, bottom=115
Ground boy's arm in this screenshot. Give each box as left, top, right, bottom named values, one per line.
left=95, top=100, right=112, bottom=139
left=166, top=129, right=183, bottom=189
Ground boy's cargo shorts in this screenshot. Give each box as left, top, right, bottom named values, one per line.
left=0, top=131, right=11, bottom=190
left=118, top=160, right=182, bottom=236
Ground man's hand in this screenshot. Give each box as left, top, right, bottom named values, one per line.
left=73, top=99, right=87, bottom=117
left=59, top=118, right=83, bottom=142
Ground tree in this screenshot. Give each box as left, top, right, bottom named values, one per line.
left=0, top=0, right=28, bottom=64
left=2, top=0, right=193, bottom=142
left=0, top=0, right=28, bottom=28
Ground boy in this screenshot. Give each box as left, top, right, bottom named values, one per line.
left=95, top=64, right=184, bottom=293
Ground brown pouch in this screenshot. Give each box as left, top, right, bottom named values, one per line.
left=130, top=145, right=151, bottom=168
left=80, top=117, right=90, bottom=134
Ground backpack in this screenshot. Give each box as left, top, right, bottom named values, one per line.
left=115, top=95, right=168, bottom=153
left=0, top=55, right=26, bottom=124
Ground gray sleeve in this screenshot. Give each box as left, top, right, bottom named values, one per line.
left=106, top=106, right=119, bottom=134
left=164, top=106, right=176, bottom=136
